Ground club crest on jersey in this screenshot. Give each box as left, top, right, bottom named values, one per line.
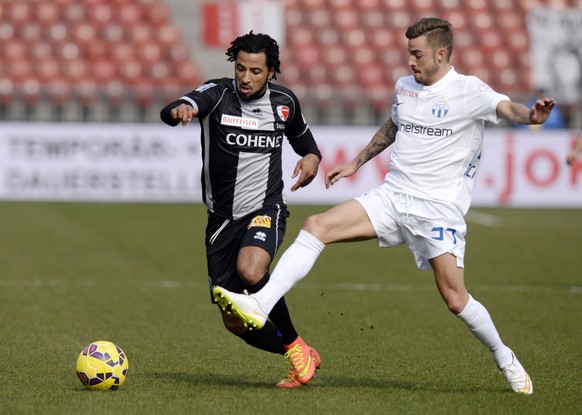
left=432, top=102, right=449, bottom=118
left=248, top=215, right=272, bottom=229
left=277, top=106, right=289, bottom=121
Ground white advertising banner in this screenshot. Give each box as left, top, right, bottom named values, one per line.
left=1, top=123, right=581, bottom=208
left=0, top=123, right=202, bottom=202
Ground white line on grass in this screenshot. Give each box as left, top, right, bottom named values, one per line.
left=465, top=210, right=502, bottom=227
left=1, top=279, right=580, bottom=294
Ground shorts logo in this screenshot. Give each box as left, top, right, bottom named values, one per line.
left=277, top=105, right=289, bottom=121
left=254, top=231, right=267, bottom=242
left=248, top=215, right=272, bottom=229
left=432, top=102, right=449, bottom=118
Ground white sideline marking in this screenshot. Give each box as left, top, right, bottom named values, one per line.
left=0, top=279, right=579, bottom=294
left=465, top=210, right=501, bottom=227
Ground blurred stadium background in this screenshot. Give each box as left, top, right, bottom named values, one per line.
left=1, top=4, right=581, bottom=412
left=1, top=0, right=581, bottom=127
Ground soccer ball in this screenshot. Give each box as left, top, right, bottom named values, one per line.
left=76, top=341, right=129, bottom=390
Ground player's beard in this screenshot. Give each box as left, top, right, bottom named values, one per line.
left=238, top=79, right=269, bottom=101
left=414, top=57, right=440, bottom=86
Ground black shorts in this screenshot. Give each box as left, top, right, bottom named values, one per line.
left=206, top=204, right=289, bottom=301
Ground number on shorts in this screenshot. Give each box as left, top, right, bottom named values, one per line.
left=431, top=227, right=457, bottom=244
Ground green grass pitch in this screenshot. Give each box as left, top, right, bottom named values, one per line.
left=0, top=202, right=580, bottom=414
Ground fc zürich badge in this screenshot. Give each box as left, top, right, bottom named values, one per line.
left=277, top=105, right=289, bottom=121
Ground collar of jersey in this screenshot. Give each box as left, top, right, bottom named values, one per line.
left=422, top=66, right=457, bottom=92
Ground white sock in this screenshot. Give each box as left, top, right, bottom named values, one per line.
left=456, top=294, right=513, bottom=368
left=254, top=230, right=325, bottom=314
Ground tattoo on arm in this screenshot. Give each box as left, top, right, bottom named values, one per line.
left=354, top=119, right=397, bottom=168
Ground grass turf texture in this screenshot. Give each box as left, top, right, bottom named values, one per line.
left=0, top=202, right=580, bottom=414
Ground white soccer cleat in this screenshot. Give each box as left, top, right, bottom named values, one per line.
left=500, top=353, right=533, bottom=394
left=212, top=286, right=268, bottom=330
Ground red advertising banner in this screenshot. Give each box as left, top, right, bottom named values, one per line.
left=203, top=2, right=239, bottom=48
left=202, top=1, right=285, bottom=48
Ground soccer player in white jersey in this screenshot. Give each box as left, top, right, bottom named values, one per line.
left=213, top=17, right=556, bottom=393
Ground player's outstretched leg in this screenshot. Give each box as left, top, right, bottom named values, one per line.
left=213, top=286, right=268, bottom=330
left=499, top=352, right=533, bottom=394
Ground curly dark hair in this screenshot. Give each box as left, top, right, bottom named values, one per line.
left=226, top=31, right=281, bottom=80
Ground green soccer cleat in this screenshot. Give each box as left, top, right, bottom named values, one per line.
left=212, top=286, right=268, bottom=330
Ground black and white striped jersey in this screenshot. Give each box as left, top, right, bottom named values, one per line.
left=161, top=78, right=319, bottom=220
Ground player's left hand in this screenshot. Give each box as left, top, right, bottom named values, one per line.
left=530, top=98, right=557, bottom=125
left=290, top=153, right=320, bottom=191
left=325, top=161, right=358, bottom=188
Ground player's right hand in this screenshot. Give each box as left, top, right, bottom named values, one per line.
left=170, top=104, right=196, bottom=125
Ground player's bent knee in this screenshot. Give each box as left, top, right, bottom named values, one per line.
left=236, top=268, right=259, bottom=286
left=445, top=295, right=467, bottom=315
left=302, top=214, right=325, bottom=237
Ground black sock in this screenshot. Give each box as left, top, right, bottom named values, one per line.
left=239, top=321, right=285, bottom=354
left=245, top=272, right=270, bottom=293
left=269, top=297, right=299, bottom=345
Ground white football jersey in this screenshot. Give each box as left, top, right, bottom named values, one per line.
left=387, top=67, right=509, bottom=214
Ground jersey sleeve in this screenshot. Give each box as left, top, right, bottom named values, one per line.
left=283, top=91, right=309, bottom=138
left=391, top=97, right=399, bottom=125
left=464, top=76, right=509, bottom=124
left=284, top=90, right=322, bottom=159
left=160, top=98, right=194, bottom=126
left=178, top=80, right=225, bottom=119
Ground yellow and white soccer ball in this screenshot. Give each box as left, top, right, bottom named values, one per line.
left=76, top=341, right=129, bottom=390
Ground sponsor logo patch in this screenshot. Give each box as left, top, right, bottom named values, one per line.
left=248, top=215, right=272, bottom=229
left=195, top=82, right=216, bottom=93
left=399, top=122, right=453, bottom=137
left=395, top=87, right=419, bottom=98
left=478, top=81, right=493, bottom=92
left=221, top=114, right=258, bottom=129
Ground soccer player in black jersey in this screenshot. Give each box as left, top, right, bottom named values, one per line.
left=160, top=32, right=322, bottom=388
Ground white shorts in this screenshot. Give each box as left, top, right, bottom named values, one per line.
left=355, top=183, right=467, bottom=270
